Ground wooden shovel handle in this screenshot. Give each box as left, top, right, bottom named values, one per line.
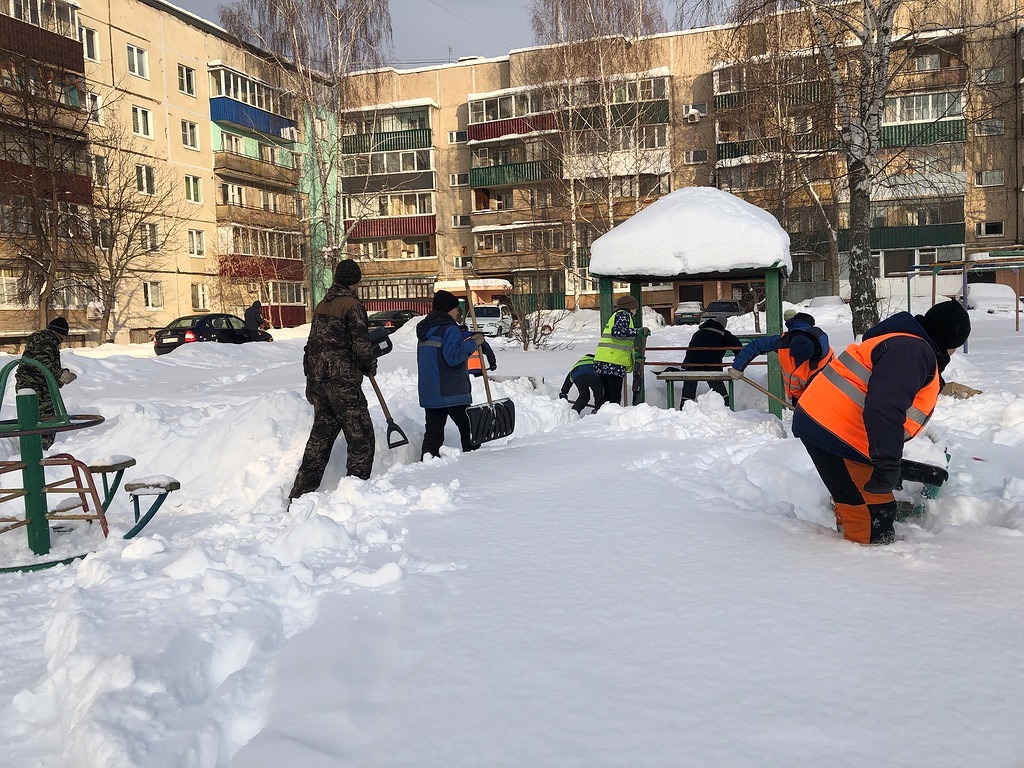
left=463, top=277, right=494, bottom=406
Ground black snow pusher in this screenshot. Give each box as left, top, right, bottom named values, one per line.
left=366, top=326, right=409, bottom=449
left=464, top=279, right=516, bottom=447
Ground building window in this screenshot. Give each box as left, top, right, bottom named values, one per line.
left=975, top=221, right=1004, bottom=237
left=222, top=132, right=244, bottom=154
left=261, top=190, right=278, bottom=211
left=452, top=214, right=471, bottom=227
left=974, top=169, right=1005, bottom=187
left=86, top=92, right=102, bottom=123
left=181, top=120, right=199, bottom=149
left=448, top=130, right=467, bottom=143
left=188, top=229, right=205, bottom=257
left=681, top=102, right=708, bottom=117
left=268, top=281, right=307, bottom=305
left=449, top=173, right=469, bottom=187
left=975, top=119, right=1004, bottom=136
left=222, top=183, right=245, bottom=206
left=683, top=149, right=708, bottom=164
left=911, top=53, right=940, bottom=72
left=79, top=26, right=98, bottom=61
left=127, top=44, right=148, bottom=78
left=975, top=67, right=1005, bottom=85
left=89, top=155, right=107, bottom=186
left=131, top=105, right=152, bottom=138
left=399, top=240, right=431, bottom=259
left=191, top=282, right=209, bottom=310
left=178, top=64, right=196, bottom=96
left=143, top=281, right=163, bottom=309
left=136, top=164, right=155, bottom=194
left=139, top=222, right=159, bottom=251
left=184, top=175, right=202, bottom=203
left=882, top=91, right=961, bottom=124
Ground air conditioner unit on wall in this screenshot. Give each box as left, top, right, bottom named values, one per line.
left=685, top=109, right=701, bottom=123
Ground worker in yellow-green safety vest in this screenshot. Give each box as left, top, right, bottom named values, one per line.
left=593, top=294, right=650, bottom=408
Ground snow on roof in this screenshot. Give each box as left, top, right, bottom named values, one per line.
left=589, top=187, right=791, bottom=278
left=471, top=220, right=561, bottom=234
left=468, top=68, right=672, bottom=101
left=343, top=97, right=439, bottom=113
left=434, top=278, right=512, bottom=291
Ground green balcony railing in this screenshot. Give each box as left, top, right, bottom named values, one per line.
left=568, top=100, right=669, bottom=130
left=470, top=159, right=561, bottom=188
left=716, top=137, right=780, bottom=160
left=838, top=222, right=965, bottom=251
left=880, top=119, right=966, bottom=148
left=341, top=128, right=431, bottom=154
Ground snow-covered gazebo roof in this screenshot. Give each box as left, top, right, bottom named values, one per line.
left=590, top=187, right=792, bottom=280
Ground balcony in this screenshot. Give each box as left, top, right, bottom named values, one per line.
left=0, top=13, right=83, bottom=73
left=838, top=222, right=965, bottom=251
left=569, top=100, right=669, bottom=131
left=0, top=159, right=91, bottom=204
left=219, top=254, right=305, bottom=281
left=881, top=119, right=966, bottom=147
left=214, top=150, right=299, bottom=188
left=215, top=202, right=303, bottom=230
left=357, top=257, right=439, bottom=278
left=210, top=97, right=297, bottom=139
left=344, top=214, right=436, bottom=239
left=470, top=159, right=561, bottom=189
left=467, top=113, right=560, bottom=143
left=342, top=171, right=434, bottom=195
left=716, top=137, right=779, bottom=160
left=341, top=129, right=431, bottom=154
left=890, top=66, right=968, bottom=93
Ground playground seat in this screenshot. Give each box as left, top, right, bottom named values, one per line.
left=0, top=461, right=28, bottom=534
left=123, top=476, right=180, bottom=539
left=39, top=454, right=109, bottom=536
left=87, top=456, right=138, bottom=511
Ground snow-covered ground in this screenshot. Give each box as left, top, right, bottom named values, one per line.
left=1, top=303, right=1023, bottom=767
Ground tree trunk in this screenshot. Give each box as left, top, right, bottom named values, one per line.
left=846, top=158, right=879, bottom=335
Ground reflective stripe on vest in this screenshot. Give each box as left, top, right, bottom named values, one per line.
left=798, top=332, right=939, bottom=457
left=418, top=339, right=443, bottom=348
left=594, top=311, right=636, bottom=371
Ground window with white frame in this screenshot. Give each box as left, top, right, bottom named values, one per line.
left=681, top=102, right=708, bottom=116
left=974, top=169, right=1005, bottom=187
left=222, top=132, right=244, bottom=154
left=452, top=214, right=471, bottom=227
left=398, top=240, right=431, bottom=259
left=261, top=190, right=278, bottom=211
left=715, top=65, right=743, bottom=94
left=0, top=268, right=29, bottom=308
left=974, top=67, right=1005, bottom=85
left=911, top=53, right=940, bottom=72
left=181, top=119, right=199, bottom=149
left=976, top=221, right=1004, bottom=237
left=79, top=26, right=98, bottom=61
left=143, top=280, right=164, bottom=309
left=191, top=282, right=209, bottom=310
left=449, top=173, right=469, bottom=186
left=139, top=222, right=159, bottom=251
left=135, top=164, right=155, bottom=194
left=86, top=92, right=102, bottom=123
left=178, top=64, right=196, bottom=96
left=184, top=175, right=202, bottom=203
left=188, top=229, right=205, bottom=257
left=131, top=105, right=152, bottom=137
left=222, top=183, right=245, bottom=206
left=127, top=44, right=148, bottom=78
left=882, top=91, right=961, bottom=124
left=268, top=281, right=307, bottom=305
left=683, top=149, right=708, bottom=164
left=975, top=119, right=1004, bottom=136
left=89, top=154, right=107, bottom=186
left=448, top=130, right=467, bottom=143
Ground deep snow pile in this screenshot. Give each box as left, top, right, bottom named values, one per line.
left=0, top=306, right=1022, bottom=767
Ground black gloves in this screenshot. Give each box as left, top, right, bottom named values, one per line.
left=864, top=458, right=902, bottom=495
left=488, top=362, right=497, bottom=371
left=558, top=392, right=568, bottom=400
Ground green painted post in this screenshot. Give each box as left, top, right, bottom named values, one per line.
left=630, top=281, right=646, bottom=404
left=764, top=267, right=784, bottom=419
left=598, top=277, right=613, bottom=328
left=16, top=391, right=50, bottom=556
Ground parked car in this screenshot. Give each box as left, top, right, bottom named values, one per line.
left=366, top=310, right=421, bottom=334
left=807, top=295, right=846, bottom=308
left=673, top=301, right=704, bottom=325
left=700, top=300, right=744, bottom=321
left=153, top=314, right=272, bottom=355
left=472, top=304, right=514, bottom=337
left=957, top=284, right=1018, bottom=313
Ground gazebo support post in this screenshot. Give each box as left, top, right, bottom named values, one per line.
left=630, top=281, right=645, bottom=404
left=599, top=277, right=614, bottom=328
left=764, top=267, right=785, bottom=419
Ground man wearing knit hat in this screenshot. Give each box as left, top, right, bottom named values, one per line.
left=415, top=290, right=483, bottom=457
left=794, top=299, right=971, bottom=544
left=593, top=294, right=649, bottom=408
left=290, top=259, right=378, bottom=498
left=15, top=316, right=76, bottom=450
left=678, top=313, right=742, bottom=407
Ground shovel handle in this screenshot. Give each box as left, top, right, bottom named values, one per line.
left=367, top=374, right=393, bottom=420
left=464, top=277, right=494, bottom=406
left=738, top=373, right=794, bottom=411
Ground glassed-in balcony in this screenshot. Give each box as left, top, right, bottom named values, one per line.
left=881, top=120, right=966, bottom=147
left=344, top=215, right=436, bottom=239
left=341, top=129, right=431, bottom=154
left=210, top=98, right=297, bottom=139
left=468, top=113, right=560, bottom=142
left=470, top=159, right=561, bottom=189
left=838, top=222, right=965, bottom=250
left=0, top=12, right=83, bottom=72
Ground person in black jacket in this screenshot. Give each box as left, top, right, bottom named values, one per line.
left=680, top=314, right=742, bottom=407
left=243, top=300, right=268, bottom=340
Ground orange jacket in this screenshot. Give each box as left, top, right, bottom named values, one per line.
left=778, top=342, right=834, bottom=400
left=468, top=349, right=483, bottom=372
left=797, top=332, right=939, bottom=458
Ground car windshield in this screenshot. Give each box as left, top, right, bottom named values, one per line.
left=676, top=302, right=702, bottom=312
left=369, top=312, right=391, bottom=320
left=707, top=301, right=738, bottom=312
left=167, top=317, right=201, bottom=329
left=475, top=307, right=500, bottom=318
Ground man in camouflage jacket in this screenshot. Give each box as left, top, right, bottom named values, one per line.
left=289, top=259, right=378, bottom=498
left=15, top=316, right=75, bottom=450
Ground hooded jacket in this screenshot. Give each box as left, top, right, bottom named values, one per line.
left=416, top=310, right=479, bottom=408
left=793, top=311, right=946, bottom=462
left=683, top=318, right=742, bottom=369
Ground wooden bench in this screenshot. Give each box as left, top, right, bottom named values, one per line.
left=123, top=476, right=180, bottom=539
left=655, top=370, right=736, bottom=411
left=88, top=455, right=138, bottom=511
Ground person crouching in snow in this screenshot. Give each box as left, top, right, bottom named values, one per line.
left=793, top=299, right=971, bottom=545
left=727, top=310, right=833, bottom=405
left=417, top=291, right=483, bottom=458
left=461, top=324, right=496, bottom=377
left=16, top=316, right=76, bottom=450
left=289, top=259, right=377, bottom=499
left=559, top=353, right=604, bottom=414
left=593, top=295, right=649, bottom=408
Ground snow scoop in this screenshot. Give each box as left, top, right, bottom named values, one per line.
left=367, top=375, right=409, bottom=449
left=899, top=458, right=949, bottom=488
left=463, top=278, right=516, bottom=447
left=738, top=373, right=794, bottom=411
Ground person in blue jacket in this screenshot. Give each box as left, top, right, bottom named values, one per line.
left=558, top=353, right=603, bottom=414
left=416, top=290, right=483, bottom=459
left=728, top=310, right=833, bottom=404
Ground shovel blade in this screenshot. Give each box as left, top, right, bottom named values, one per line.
left=386, top=420, right=409, bottom=449
left=466, top=398, right=516, bottom=447
left=900, top=458, right=949, bottom=487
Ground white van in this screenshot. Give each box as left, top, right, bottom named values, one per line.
left=473, top=304, right=513, bottom=336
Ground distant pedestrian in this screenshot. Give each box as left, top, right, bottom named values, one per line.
left=290, top=259, right=377, bottom=499
left=680, top=314, right=742, bottom=407
left=417, top=290, right=483, bottom=458
left=728, top=310, right=833, bottom=404
left=244, top=300, right=268, bottom=340
left=593, top=295, right=649, bottom=407
left=558, top=353, right=604, bottom=414
left=16, top=317, right=76, bottom=450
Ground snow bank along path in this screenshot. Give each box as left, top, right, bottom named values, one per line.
left=0, top=306, right=1023, bottom=767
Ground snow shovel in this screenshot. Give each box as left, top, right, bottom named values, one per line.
left=738, top=372, right=795, bottom=411
left=464, top=278, right=516, bottom=447
left=367, top=375, right=409, bottom=449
